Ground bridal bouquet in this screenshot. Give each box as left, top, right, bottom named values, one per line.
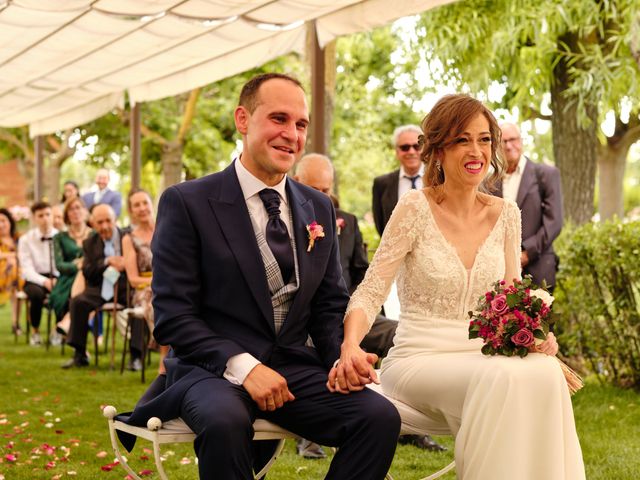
left=468, top=276, right=583, bottom=394
left=468, top=276, right=550, bottom=358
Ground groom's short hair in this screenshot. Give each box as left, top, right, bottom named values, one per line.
left=239, top=73, right=304, bottom=113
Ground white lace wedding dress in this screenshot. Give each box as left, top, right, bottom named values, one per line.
left=347, top=190, right=585, bottom=480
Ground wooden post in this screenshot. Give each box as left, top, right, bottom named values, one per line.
left=130, top=102, right=141, bottom=190
left=309, top=21, right=326, bottom=154
left=34, top=135, right=44, bottom=201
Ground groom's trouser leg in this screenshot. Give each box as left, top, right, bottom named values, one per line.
left=180, top=377, right=256, bottom=480
left=266, top=364, right=401, bottom=480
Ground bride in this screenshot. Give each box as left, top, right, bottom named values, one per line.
left=329, top=94, right=585, bottom=479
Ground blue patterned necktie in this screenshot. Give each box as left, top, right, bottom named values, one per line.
left=258, top=189, right=294, bottom=283
left=101, top=239, right=115, bottom=301
left=405, top=175, right=420, bottom=189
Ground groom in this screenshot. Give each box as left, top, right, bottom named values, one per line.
left=125, top=73, right=399, bottom=479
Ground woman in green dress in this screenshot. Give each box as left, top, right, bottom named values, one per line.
left=49, top=197, right=91, bottom=335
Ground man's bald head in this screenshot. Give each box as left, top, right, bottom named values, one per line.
left=294, top=154, right=334, bottom=196
left=91, top=204, right=116, bottom=240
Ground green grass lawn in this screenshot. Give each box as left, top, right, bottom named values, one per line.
left=0, top=304, right=638, bottom=479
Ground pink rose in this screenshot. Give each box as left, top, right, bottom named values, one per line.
left=511, top=328, right=535, bottom=347
left=490, top=294, right=509, bottom=315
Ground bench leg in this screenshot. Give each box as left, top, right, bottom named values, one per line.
left=253, top=439, right=286, bottom=480
left=152, top=433, right=170, bottom=480
left=106, top=418, right=143, bottom=480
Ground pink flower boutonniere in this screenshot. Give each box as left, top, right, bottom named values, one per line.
left=306, top=221, right=325, bottom=252
left=336, top=217, right=346, bottom=235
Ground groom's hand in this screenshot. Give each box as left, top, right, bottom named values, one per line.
left=327, top=343, right=379, bottom=394
left=243, top=364, right=295, bottom=411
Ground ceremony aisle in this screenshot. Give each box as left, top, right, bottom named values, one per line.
left=0, top=306, right=637, bottom=479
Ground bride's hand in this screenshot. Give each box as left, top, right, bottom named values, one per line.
left=327, top=343, right=379, bottom=394
left=534, top=332, right=558, bottom=356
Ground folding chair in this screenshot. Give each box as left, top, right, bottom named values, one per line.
left=103, top=406, right=296, bottom=480
left=120, top=306, right=151, bottom=383
left=92, top=283, right=125, bottom=369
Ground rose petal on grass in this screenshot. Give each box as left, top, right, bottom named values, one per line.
left=4, top=453, right=17, bottom=462
left=138, top=470, right=153, bottom=477
left=44, top=423, right=54, bottom=429
left=44, top=411, right=53, bottom=417
left=179, top=457, right=191, bottom=465
left=139, top=455, right=149, bottom=461
left=55, top=430, right=64, bottom=434
left=96, top=451, right=108, bottom=458
left=45, top=460, right=56, bottom=470
left=142, top=448, right=152, bottom=454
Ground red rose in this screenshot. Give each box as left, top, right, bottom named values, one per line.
left=511, top=328, right=535, bottom=347
left=490, top=294, right=509, bottom=315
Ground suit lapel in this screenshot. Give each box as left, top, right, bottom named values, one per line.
left=207, top=164, right=273, bottom=326
left=517, top=159, right=535, bottom=207
left=286, top=180, right=315, bottom=322
left=383, top=171, right=399, bottom=212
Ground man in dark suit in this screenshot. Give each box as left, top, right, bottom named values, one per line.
left=372, top=125, right=423, bottom=236
left=62, top=204, right=143, bottom=369
left=81, top=169, right=122, bottom=218
left=121, top=74, right=400, bottom=480
left=497, top=123, right=563, bottom=291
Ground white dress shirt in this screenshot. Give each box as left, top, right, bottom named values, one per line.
left=224, top=158, right=292, bottom=385
left=502, top=155, right=527, bottom=203
left=398, top=164, right=425, bottom=199
left=18, top=227, right=59, bottom=286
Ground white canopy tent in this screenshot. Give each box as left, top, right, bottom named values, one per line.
left=0, top=0, right=454, bottom=137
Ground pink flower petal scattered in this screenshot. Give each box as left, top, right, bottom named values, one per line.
left=4, top=453, right=17, bottom=462
left=139, top=470, right=153, bottom=477
left=45, top=460, right=56, bottom=470
left=96, top=451, right=108, bottom=458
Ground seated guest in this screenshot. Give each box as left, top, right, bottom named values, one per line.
left=63, top=204, right=143, bottom=369
left=60, top=180, right=80, bottom=205
left=52, top=205, right=65, bottom=232
left=18, top=201, right=59, bottom=346
left=0, top=208, right=23, bottom=335
left=122, top=189, right=168, bottom=373
left=81, top=169, right=122, bottom=218
left=50, top=197, right=91, bottom=338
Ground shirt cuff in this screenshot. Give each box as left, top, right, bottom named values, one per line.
left=223, top=353, right=261, bottom=385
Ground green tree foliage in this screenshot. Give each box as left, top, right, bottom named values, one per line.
left=331, top=26, right=424, bottom=218
left=413, top=0, right=640, bottom=223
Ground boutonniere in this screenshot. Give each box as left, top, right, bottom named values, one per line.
left=336, top=217, right=346, bottom=235
left=306, top=221, right=325, bottom=252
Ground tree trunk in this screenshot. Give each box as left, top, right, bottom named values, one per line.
left=598, top=144, right=627, bottom=220
left=550, top=32, right=599, bottom=225
left=160, top=140, right=184, bottom=192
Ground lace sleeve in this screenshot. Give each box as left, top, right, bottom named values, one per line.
left=503, top=199, right=522, bottom=284
left=346, top=190, right=423, bottom=327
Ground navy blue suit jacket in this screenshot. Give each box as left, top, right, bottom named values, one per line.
left=117, top=162, right=349, bottom=449
left=82, top=189, right=122, bottom=218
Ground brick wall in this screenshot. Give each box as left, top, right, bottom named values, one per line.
left=0, top=159, right=28, bottom=207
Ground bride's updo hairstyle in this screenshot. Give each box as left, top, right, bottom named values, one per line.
left=420, top=94, right=504, bottom=197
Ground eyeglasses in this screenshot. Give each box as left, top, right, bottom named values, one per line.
left=397, top=143, right=420, bottom=152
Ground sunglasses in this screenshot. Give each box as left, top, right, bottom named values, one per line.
left=397, top=143, right=420, bottom=152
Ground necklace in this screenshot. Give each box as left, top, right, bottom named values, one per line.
left=68, top=225, right=88, bottom=243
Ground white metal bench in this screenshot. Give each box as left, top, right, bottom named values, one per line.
left=104, top=381, right=455, bottom=480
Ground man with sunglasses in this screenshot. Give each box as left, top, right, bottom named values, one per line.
left=372, top=125, right=424, bottom=236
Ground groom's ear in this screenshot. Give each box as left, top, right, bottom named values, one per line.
left=234, top=106, right=249, bottom=135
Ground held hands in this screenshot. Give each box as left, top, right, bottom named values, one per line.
left=243, top=364, right=295, bottom=412
left=533, top=331, right=559, bottom=356
left=327, top=343, right=379, bottom=394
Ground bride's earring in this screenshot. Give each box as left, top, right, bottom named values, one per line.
left=436, top=160, right=442, bottom=172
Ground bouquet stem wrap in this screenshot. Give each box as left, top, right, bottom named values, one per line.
left=556, top=358, right=583, bottom=395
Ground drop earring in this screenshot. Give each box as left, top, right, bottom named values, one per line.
left=436, top=161, right=442, bottom=172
